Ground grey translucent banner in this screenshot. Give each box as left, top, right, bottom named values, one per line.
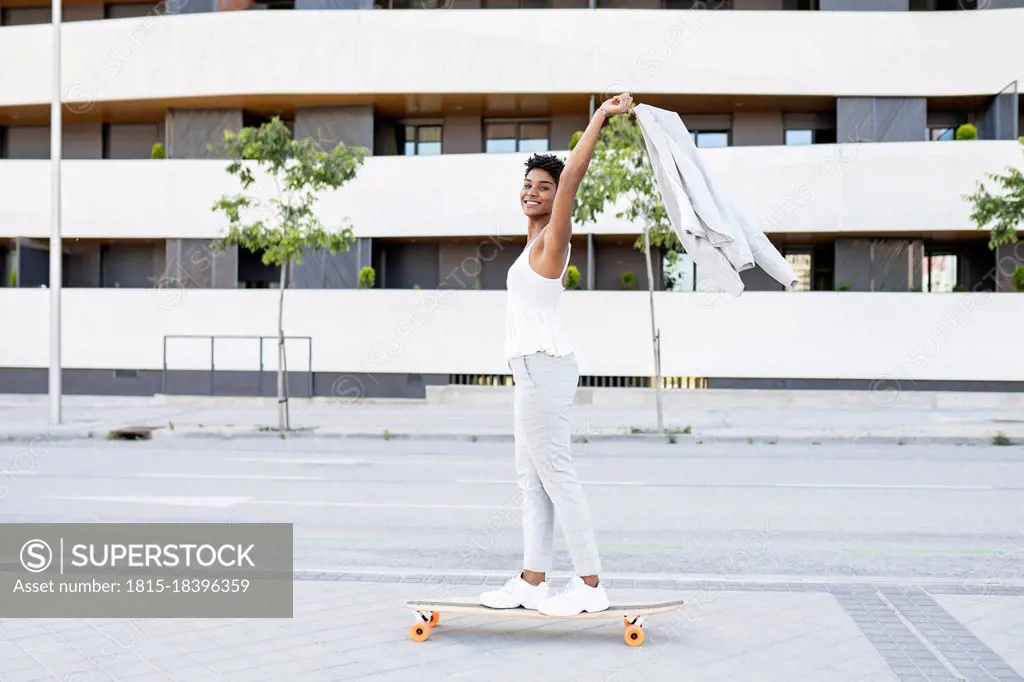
left=0, top=523, right=293, bottom=618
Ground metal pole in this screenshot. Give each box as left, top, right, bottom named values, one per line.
left=49, top=0, right=63, bottom=427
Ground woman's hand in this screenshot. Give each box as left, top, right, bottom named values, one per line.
left=599, top=93, right=633, bottom=117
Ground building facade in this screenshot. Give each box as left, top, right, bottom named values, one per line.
left=0, top=1, right=1022, bottom=398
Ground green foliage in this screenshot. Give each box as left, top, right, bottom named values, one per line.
left=1013, top=265, right=1024, bottom=292
left=565, top=264, right=581, bottom=290
left=209, top=116, right=369, bottom=267
left=358, top=266, right=375, bottom=289
left=955, top=124, right=977, bottom=140
left=570, top=116, right=680, bottom=258
left=208, top=116, right=367, bottom=433
left=620, top=271, right=636, bottom=290
left=568, top=131, right=582, bottom=151
left=151, top=142, right=165, bottom=159
left=837, top=282, right=852, bottom=291
left=8, top=269, right=16, bottom=288
left=963, top=137, right=1023, bottom=250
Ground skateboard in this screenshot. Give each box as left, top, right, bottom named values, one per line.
left=406, top=596, right=684, bottom=647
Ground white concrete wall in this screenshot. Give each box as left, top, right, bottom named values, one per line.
left=0, top=289, right=1018, bottom=382
left=1, top=9, right=1022, bottom=108
left=0, top=140, right=1019, bottom=239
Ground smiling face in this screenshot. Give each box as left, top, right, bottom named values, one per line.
left=520, top=168, right=557, bottom=218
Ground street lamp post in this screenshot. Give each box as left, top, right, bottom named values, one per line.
left=49, top=0, right=62, bottom=426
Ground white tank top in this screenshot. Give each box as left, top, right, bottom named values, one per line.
left=504, top=233, right=574, bottom=361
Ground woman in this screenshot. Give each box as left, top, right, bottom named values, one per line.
left=479, top=93, right=634, bottom=617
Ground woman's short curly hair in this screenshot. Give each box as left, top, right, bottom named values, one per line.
left=524, top=153, right=565, bottom=184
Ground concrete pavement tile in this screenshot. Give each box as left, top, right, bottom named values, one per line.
left=9, top=660, right=95, bottom=682
left=929, top=594, right=1024, bottom=677
left=215, top=646, right=300, bottom=670
left=90, top=660, right=174, bottom=681
left=317, top=660, right=389, bottom=680
left=147, top=664, right=227, bottom=682
left=0, top=671, right=59, bottom=682
left=237, top=662, right=340, bottom=682
left=848, top=673, right=899, bottom=682
left=131, top=657, right=217, bottom=679
left=0, top=642, right=45, bottom=670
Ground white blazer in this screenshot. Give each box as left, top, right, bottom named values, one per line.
left=632, top=103, right=799, bottom=296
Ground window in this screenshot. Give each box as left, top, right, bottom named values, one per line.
left=663, top=251, right=696, bottom=292
left=785, top=129, right=814, bottom=146
left=929, top=127, right=956, bottom=141
left=690, top=130, right=729, bottom=148
left=784, top=252, right=812, bottom=291
left=785, top=128, right=837, bottom=145
left=403, top=125, right=442, bottom=155
left=485, top=121, right=550, bottom=153
left=922, top=252, right=957, bottom=292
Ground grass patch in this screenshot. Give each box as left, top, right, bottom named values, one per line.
left=992, top=432, right=1012, bottom=446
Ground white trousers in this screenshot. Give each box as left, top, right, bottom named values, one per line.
left=509, top=351, right=602, bottom=576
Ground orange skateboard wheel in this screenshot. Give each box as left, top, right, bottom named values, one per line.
left=410, top=623, right=430, bottom=642
left=625, top=625, right=644, bottom=647
left=429, top=612, right=440, bottom=627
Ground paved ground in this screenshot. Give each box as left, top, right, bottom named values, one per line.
left=1, top=437, right=1023, bottom=680
left=2, top=391, right=1023, bottom=445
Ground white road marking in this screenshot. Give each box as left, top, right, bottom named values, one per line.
left=46, top=495, right=252, bottom=508
left=228, top=457, right=539, bottom=466
left=136, top=473, right=323, bottom=481
left=242, top=500, right=503, bottom=510
left=461, top=481, right=997, bottom=490
left=775, top=483, right=994, bottom=491
left=457, top=479, right=645, bottom=486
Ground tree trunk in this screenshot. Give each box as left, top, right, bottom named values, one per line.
left=642, top=225, right=663, bottom=432
left=277, top=257, right=290, bottom=432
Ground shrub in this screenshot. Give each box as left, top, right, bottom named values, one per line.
left=151, top=142, right=165, bottom=159
left=565, top=265, right=580, bottom=290
left=1013, top=265, right=1024, bottom=292
left=357, top=266, right=375, bottom=289
left=955, top=124, right=977, bottom=141
left=620, top=271, right=636, bottom=290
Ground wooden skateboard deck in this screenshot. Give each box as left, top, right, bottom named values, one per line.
left=406, top=596, right=684, bottom=646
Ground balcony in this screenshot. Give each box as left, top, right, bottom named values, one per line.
left=0, top=8, right=1022, bottom=113
left=0, top=139, right=1019, bottom=241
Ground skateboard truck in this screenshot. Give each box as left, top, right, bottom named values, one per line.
left=410, top=610, right=440, bottom=642
left=623, top=615, right=646, bottom=646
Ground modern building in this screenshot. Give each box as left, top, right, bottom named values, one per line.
left=0, top=1, right=1022, bottom=398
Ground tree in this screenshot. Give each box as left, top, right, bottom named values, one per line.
left=570, top=116, right=680, bottom=259
left=964, top=136, right=1024, bottom=251
left=210, top=116, right=368, bottom=432
left=570, top=114, right=675, bottom=431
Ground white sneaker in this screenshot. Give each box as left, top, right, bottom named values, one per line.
left=537, top=576, right=610, bottom=616
left=479, top=573, right=549, bottom=610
